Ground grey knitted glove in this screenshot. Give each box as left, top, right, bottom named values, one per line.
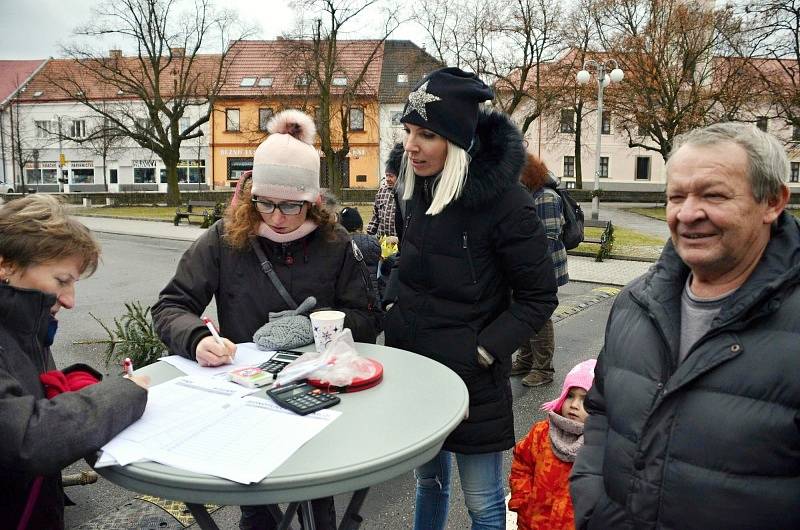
left=253, top=296, right=317, bottom=350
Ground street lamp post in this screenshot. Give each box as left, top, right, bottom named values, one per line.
left=577, top=59, right=624, bottom=220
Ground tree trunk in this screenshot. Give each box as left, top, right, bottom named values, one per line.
left=164, top=162, right=181, bottom=206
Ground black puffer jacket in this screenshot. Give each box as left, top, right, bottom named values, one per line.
left=570, top=212, right=800, bottom=530
left=384, top=110, right=558, bottom=454
left=0, top=285, right=147, bottom=530
left=153, top=222, right=379, bottom=359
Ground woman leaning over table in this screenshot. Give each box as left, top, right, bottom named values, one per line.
left=152, top=109, right=379, bottom=530
left=383, top=67, right=558, bottom=529
left=0, top=195, right=148, bottom=530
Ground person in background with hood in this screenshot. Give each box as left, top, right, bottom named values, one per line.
left=384, top=67, right=558, bottom=530
left=152, top=110, right=379, bottom=530
left=0, top=195, right=147, bottom=530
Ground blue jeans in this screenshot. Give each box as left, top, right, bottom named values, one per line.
left=413, top=450, right=506, bottom=530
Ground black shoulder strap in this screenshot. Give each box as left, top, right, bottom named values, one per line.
left=249, top=238, right=298, bottom=310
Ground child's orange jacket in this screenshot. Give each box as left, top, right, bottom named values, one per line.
left=509, top=420, right=575, bottom=530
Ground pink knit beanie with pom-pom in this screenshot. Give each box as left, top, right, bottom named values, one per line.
left=252, top=109, right=320, bottom=202
left=541, top=359, right=596, bottom=413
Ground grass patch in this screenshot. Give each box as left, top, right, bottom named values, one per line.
left=71, top=203, right=377, bottom=225
left=627, top=206, right=800, bottom=221
left=71, top=206, right=178, bottom=221
left=575, top=226, right=666, bottom=260
left=624, top=207, right=666, bottom=221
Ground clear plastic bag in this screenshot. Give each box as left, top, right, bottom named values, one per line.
left=274, top=328, right=376, bottom=387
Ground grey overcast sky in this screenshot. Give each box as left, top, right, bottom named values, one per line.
left=0, top=0, right=424, bottom=60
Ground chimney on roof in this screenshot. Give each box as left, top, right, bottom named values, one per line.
left=109, top=49, right=122, bottom=58
left=171, top=47, right=185, bottom=57
left=277, top=36, right=284, bottom=41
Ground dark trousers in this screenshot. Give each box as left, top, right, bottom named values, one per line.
left=239, top=497, right=336, bottom=530
left=518, top=318, right=555, bottom=374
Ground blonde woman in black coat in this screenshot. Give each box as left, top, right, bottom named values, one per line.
left=384, top=67, right=558, bottom=529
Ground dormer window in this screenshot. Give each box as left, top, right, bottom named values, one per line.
left=333, top=76, right=347, bottom=86
left=258, top=77, right=273, bottom=87
left=397, top=73, right=408, bottom=83
left=240, top=77, right=257, bottom=87
left=295, top=74, right=309, bottom=87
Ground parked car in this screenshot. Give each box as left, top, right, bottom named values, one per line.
left=1, top=180, right=13, bottom=193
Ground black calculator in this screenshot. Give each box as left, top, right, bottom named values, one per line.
left=258, top=350, right=304, bottom=375
left=267, top=382, right=340, bottom=415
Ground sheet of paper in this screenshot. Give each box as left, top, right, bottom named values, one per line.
left=149, top=397, right=341, bottom=484
left=159, top=342, right=276, bottom=377
left=99, top=374, right=342, bottom=484
left=99, top=376, right=253, bottom=466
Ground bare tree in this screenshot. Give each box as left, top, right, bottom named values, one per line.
left=285, top=0, right=400, bottom=194
left=48, top=0, right=244, bottom=205
left=595, top=0, right=755, bottom=161
left=740, top=0, right=800, bottom=132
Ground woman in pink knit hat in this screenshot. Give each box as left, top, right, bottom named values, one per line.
left=152, top=110, right=379, bottom=530
left=508, top=359, right=596, bottom=530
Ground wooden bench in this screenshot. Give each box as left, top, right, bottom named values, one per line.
left=173, top=200, right=223, bottom=228
left=582, top=219, right=614, bottom=262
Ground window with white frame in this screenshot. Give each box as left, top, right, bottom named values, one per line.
left=135, top=118, right=151, bottom=131
left=390, top=111, right=403, bottom=126
left=239, top=77, right=257, bottom=87
left=397, top=73, right=408, bottom=83
left=600, top=156, right=609, bottom=178
left=177, top=159, right=206, bottom=183
left=296, top=74, right=310, bottom=87
left=635, top=156, right=651, bottom=180
left=791, top=162, right=799, bottom=183
left=69, top=120, right=87, bottom=138
left=563, top=156, right=575, bottom=177
left=560, top=110, right=574, bottom=133
left=179, top=117, right=191, bottom=134
left=349, top=107, right=365, bottom=131
left=258, top=77, right=273, bottom=87
left=601, top=111, right=611, bottom=135
left=225, top=108, right=240, bottom=131
left=133, top=167, right=156, bottom=183
left=259, top=108, right=274, bottom=131
left=333, top=76, right=347, bottom=86
left=34, top=120, right=55, bottom=138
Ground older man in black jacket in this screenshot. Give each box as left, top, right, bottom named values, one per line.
left=570, top=122, right=800, bottom=530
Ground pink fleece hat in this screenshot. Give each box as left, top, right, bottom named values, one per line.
left=541, top=359, right=597, bottom=412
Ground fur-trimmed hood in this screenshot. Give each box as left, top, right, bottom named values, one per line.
left=392, top=110, right=526, bottom=210
left=460, top=109, right=526, bottom=209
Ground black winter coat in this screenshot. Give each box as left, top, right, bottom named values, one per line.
left=570, top=212, right=800, bottom=530
left=384, top=110, right=558, bottom=454
left=153, top=222, right=379, bottom=359
left=0, top=285, right=146, bottom=530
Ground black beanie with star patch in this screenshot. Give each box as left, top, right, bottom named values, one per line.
left=400, top=67, right=494, bottom=151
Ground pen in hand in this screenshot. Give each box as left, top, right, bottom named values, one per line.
left=202, top=316, right=235, bottom=364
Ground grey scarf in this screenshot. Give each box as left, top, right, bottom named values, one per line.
left=548, top=410, right=585, bottom=462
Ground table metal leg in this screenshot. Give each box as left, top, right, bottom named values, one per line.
left=277, top=502, right=300, bottom=530
left=186, top=503, right=221, bottom=530
left=300, top=501, right=317, bottom=530
left=338, top=488, right=369, bottom=530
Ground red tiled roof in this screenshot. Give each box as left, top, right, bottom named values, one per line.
left=220, top=39, right=384, bottom=97
left=16, top=54, right=223, bottom=103
left=0, top=59, right=47, bottom=105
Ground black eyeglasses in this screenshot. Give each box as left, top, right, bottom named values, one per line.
left=251, top=197, right=306, bottom=215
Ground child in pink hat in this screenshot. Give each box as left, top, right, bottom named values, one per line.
left=509, top=359, right=596, bottom=530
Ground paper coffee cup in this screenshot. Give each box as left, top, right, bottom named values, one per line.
left=310, top=310, right=346, bottom=352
